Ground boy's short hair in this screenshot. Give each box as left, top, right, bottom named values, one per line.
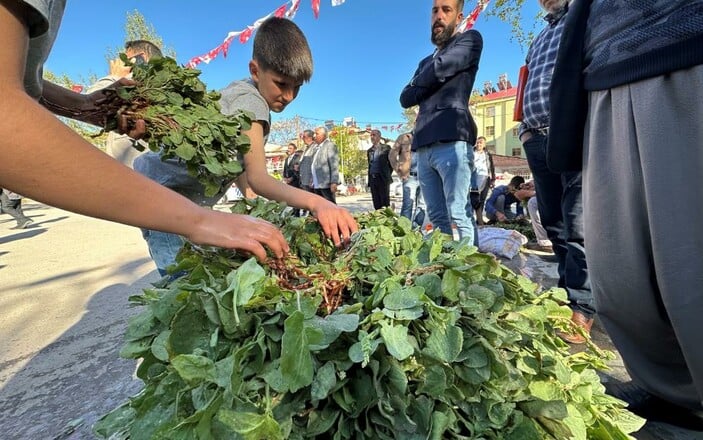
left=509, top=175, right=525, bottom=189
left=125, top=40, right=162, bottom=59
left=253, top=17, right=313, bottom=84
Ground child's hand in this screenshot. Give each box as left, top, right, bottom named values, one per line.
left=186, top=209, right=289, bottom=261
left=310, top=198, right=359, bottom=246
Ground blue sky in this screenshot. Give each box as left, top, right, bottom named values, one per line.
left=46, top=0, right=542, bottom=138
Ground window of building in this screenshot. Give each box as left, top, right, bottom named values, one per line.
left=485, top=126, right=495, bottom=136
left=486, top=106, right=495, bottom=117
left=512, top=148, right=522, bottom=157
left=512, top=127, right=519, bottom=137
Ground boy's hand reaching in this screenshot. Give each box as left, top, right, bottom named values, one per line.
left=310, top=198, right=359, bottom=247
left=186, top=209, right=289, bottom=262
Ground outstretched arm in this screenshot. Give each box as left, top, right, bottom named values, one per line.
left=242, top=123, right=358, bottom=245
left=0, top=2, right=287, bottom=261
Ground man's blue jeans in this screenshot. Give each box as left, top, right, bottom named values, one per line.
left=522, top=133, right=594, bottom=317
left=400, top=174, right=425, bottom=228
left=417, top=141, right=477, bottom=244
left=141, top=229, right=184, bottom=277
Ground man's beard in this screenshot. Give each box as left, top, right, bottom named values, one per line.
left=431, top=20, right=457, bottom=47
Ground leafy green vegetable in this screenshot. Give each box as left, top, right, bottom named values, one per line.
left=102, top=55, right=252, bottom=196
left=96, top=199, right=645, bottom=439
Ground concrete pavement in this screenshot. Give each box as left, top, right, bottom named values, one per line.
left=0, top=196, right=697, bottom=439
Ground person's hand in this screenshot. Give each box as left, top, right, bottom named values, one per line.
left=186, top=209, right=289, bottom=262
left=81, top=78, right=146, bottom=139
left=108, top=57, right=132, bottom=78
left=496, top=212, right=507, bottom=222
left=309, top=198, right=358, bottom=247
left=514, top=188, right=534, bottom=201
left=330, top=183, right=338, bottom=194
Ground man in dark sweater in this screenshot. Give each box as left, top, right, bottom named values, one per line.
left=549, top=0, right=703, bottom=430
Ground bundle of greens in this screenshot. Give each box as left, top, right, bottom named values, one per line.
left=104, top=55, right=253, bottom=196
left=96, top=201, right=644, bottom=439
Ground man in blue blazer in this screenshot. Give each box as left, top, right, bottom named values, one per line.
left=400, top=0, right=482, bottom=244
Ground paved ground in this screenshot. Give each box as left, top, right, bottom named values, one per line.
left=0, top=195, right=699, bottom=439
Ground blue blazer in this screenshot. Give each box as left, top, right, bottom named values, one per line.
left=400, top=30, right=483, bottom=150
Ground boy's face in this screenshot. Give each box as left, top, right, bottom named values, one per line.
left=249, top=60, right=302, bottom=113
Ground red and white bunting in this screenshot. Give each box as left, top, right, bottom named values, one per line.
left=457, top=0, right=490, bottom=33
left=185, top=0, right=339, bottom=68
left=185, top=1, right=488, bottom=69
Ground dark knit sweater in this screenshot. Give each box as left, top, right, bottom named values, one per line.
left=583, top=0, right=703, bottom=90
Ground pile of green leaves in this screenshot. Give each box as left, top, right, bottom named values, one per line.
left=96, top=201, right=644, bottom=439
left=107, top=55, right=253, bottom=196
left=492, top=218, right=536, bottom=242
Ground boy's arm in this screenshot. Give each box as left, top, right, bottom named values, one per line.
left=0, top=3, right=286, bottom=261
left=484, top=189, right=498, bottom=217
left=242, top=122, right=357, bottom=245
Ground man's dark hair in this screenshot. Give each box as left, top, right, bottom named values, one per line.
left=477, top=136, right=486, bottom=141
left=125, top=40, right=162, bottom=59
left=253, top=17, right=313, bottom=83
left=302, top=129, right=314, bottom=139
left=509, top=175, right=525, bottom=189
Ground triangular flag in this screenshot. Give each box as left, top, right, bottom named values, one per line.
left=312, top=0, right=320, bottom=18
left=287, top=0, right=301, bottom=18
left=457, top=0, right=490, bottom=33
left=274, top=4, right=287, bottom=17
left=332, top=0, right=346, bottom=5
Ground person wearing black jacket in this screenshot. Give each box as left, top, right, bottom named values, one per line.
left=366, top=130, right=393, bottom=210
left=282, top=142, right=302, bottom=188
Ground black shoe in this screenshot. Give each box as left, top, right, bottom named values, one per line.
left=603, top=378, right=703, bottom=431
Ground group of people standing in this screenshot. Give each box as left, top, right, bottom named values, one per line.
left=283, top=127, right=341, bottom=206
left=3, top=0, right=701, bottom=431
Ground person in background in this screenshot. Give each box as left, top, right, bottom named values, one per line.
left=484, top=175, right=525, bottom=224
left=471, top=136, right=495, bottom=225
left=519, top=0, right=594, bottom=344
left=297, top=129, right=317, bottom=194
left=525, top=196, right=553, bottom=254
left=549, top=0, right=703, bottom=429
left=282, top=142, right=302, bottom=188
left=134, top=18, right=357, bottom=275
left=513, top=180, right=553, bottom=255
left=366, top=129, right=393, bottom=210
left=390, top=132, right=425, bottom=228
left=400, top=0, right=482, bottom=244
left=310, top=126, right=340, bottom=204
left=0, top=189, right=33, bottom=229
left=86, top=40, right=163, bottom=168
left=0, top=0, right=288, bottom=264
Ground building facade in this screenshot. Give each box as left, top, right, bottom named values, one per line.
left=470, top=81, right=523, bottom=158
